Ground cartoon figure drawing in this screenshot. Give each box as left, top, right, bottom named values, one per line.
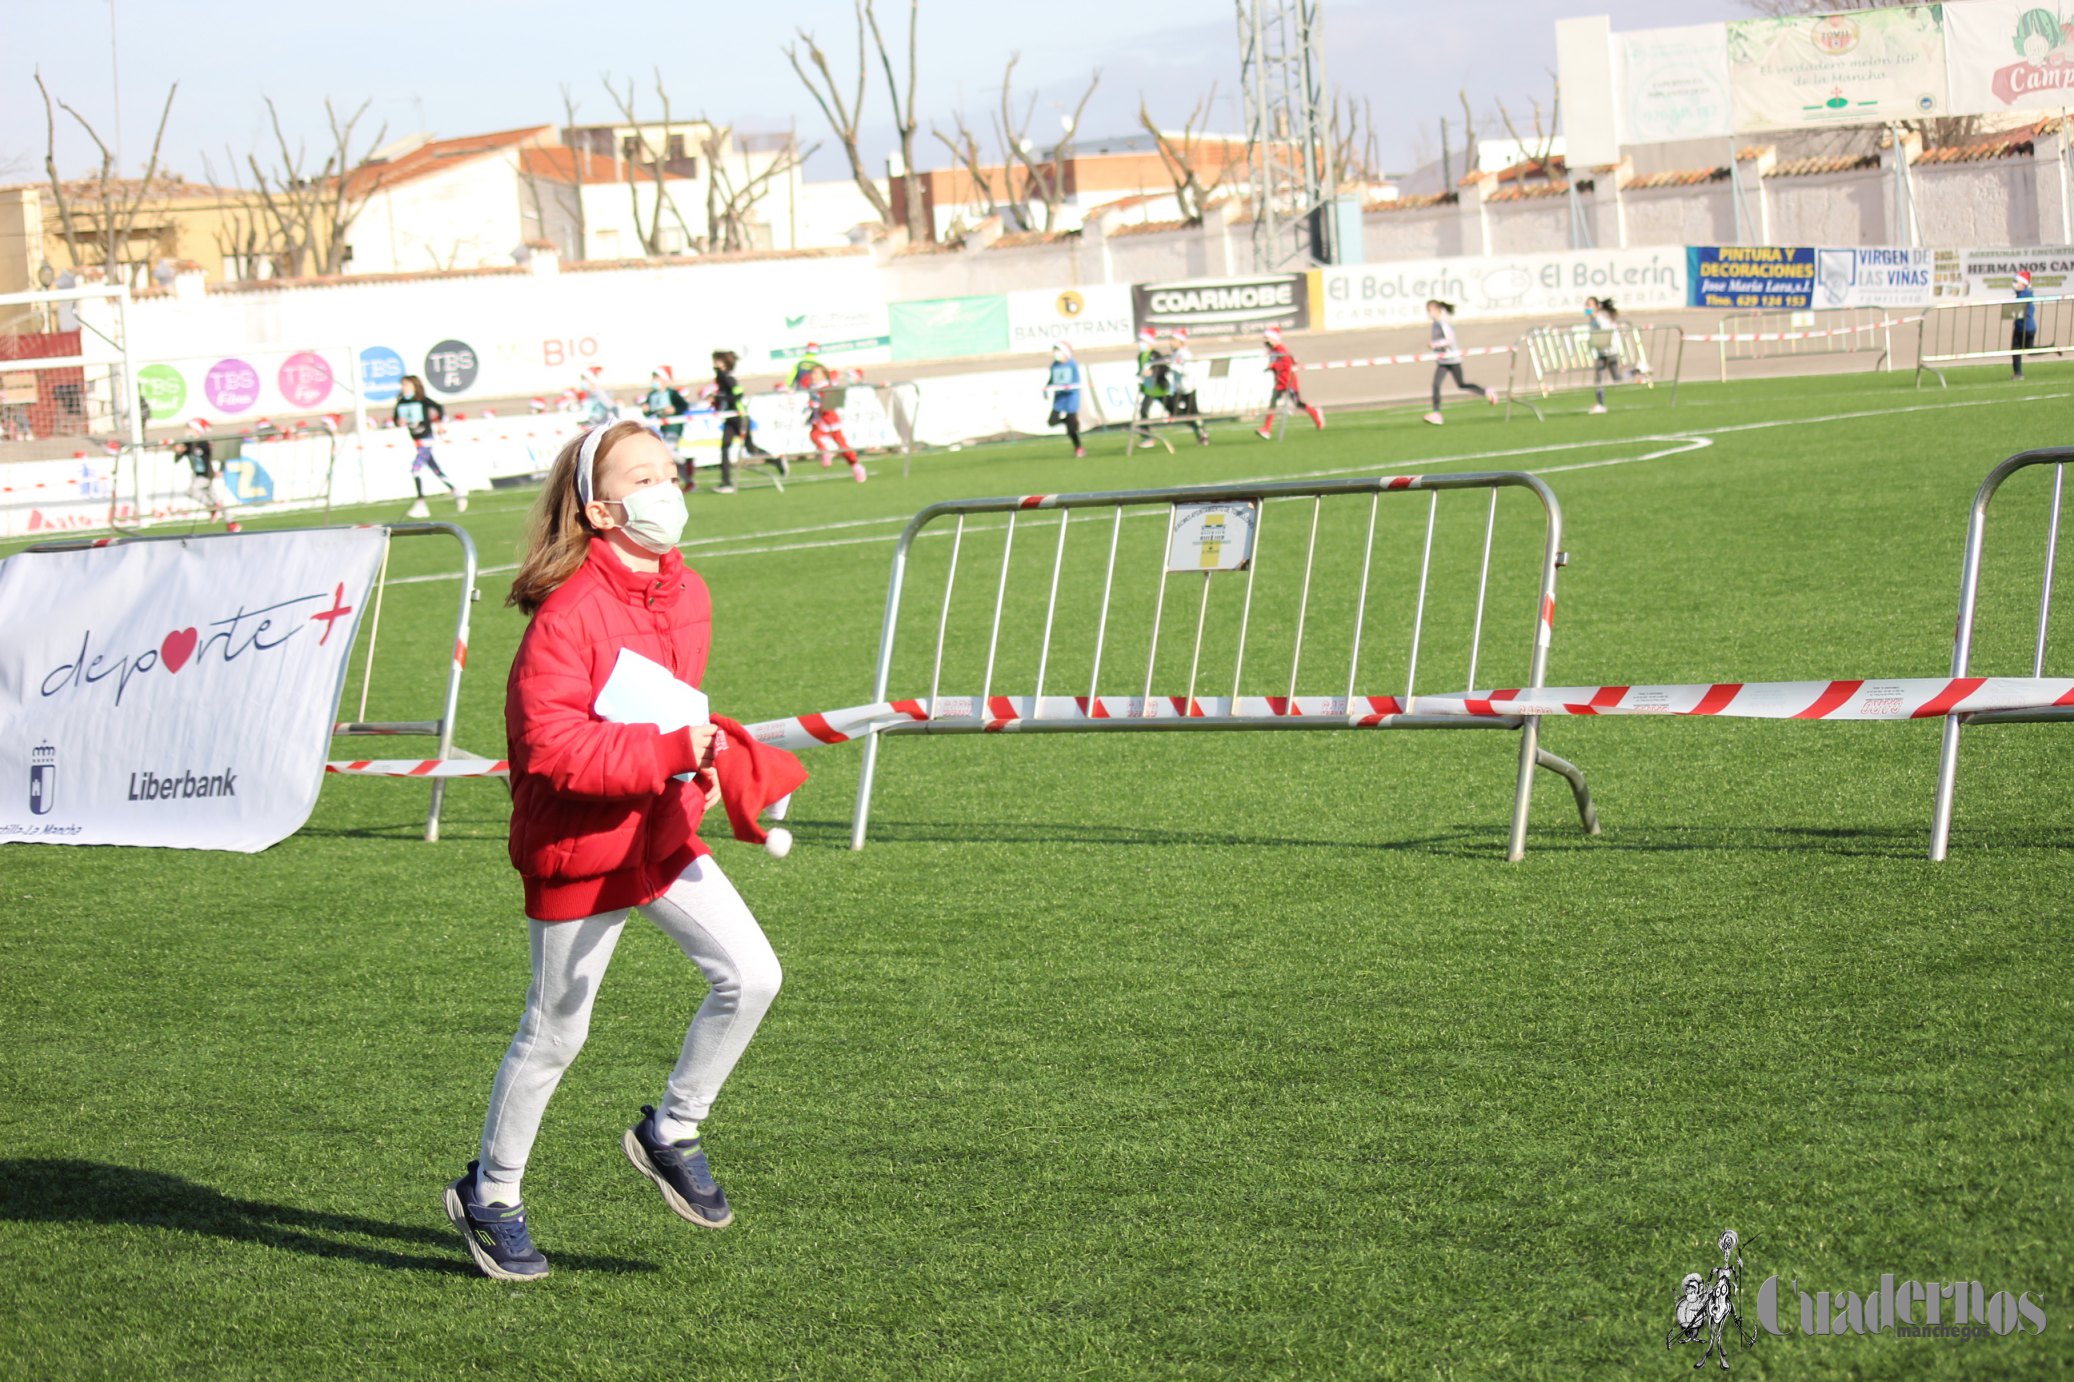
left=2012, top=8, right=2067, bottom=63
left=1667, top=1230, right=1756, bottom=1371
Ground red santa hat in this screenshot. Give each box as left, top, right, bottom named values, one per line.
left=1170, top=327, right=1189, bottom=342
left=186, top=417, right=210, bottom=434
left=1138, top=326, right=1158, bottom=343
left=1262, top=325, right=1284, bottom=343
left=2015, top=270, right=2033, bottom=286
left=708, top=715, right=809, bottom=853
left=804, top=341, right=821, bottom=353
left=529, top=396, right=549, bottom=412
left=653, top=364, right=674, bottom=383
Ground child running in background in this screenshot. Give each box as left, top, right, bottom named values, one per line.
left=1421, top=300, right=1494, bottom=425
left=445, top=419, right=806, bottom=1282
left=1586, top=298, right=1622, bottom=415
left=1257, top=326, right=1324, bottom=439
left=395, top=375, right=466, bottom=518
left=710, top=350, right=782, bottom=492
left=2012, top=270, right=2038, bottom=380
left=1132, top=327, right=1178, bottom=448
left=787, top=344, right=865, bottom=482
left=1165, top=328, right=1209, bottom=446
left=1044, top=342, right=1086, bottom=457
left=173, top=417, right=241, bottom=532
left=642, top=366, right=693, bottom=490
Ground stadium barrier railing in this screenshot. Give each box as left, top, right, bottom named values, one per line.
left=1714, top=307, right=1892, bottom=382
left=1929, top=448, right=2073, bottom=860
left=849, top=471, right=1600, bottom=861
left=1503, top=323, right=1683, bottom=421
left=1915, top=295, right=2073, bottom=387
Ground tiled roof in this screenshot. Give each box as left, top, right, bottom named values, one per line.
left=519, top=147, right=633, bottom=185
left=1914, top=118, right=2058, bottom=165
left=206, top=244, right=867, bottom=292
left=1369, top=190, right=1458, bottom=213
left=343, top=126, right=551, bottom=198
left=1766, top=153, right=1879, bottom=178
left=562, top=245, right=869, bottom=270
left=988, top=229, right=1080, bottom=249
left=892, top=237, right=967, bottom=257
left=1486, top=181, right=1572, bottom=203
left=1626, top=165, right=1731, bottom=191
left=210, top=266, right=528, bottom=294
left=1106, top=217, right=1192, bottom=237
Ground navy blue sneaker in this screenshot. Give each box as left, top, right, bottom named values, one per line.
left=444, top=1160, right=550, bottom=1281
left=623, top=1106, right=733, bottom=1228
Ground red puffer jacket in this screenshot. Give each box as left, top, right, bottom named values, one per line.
left=506, top=537, right=714, bottom=921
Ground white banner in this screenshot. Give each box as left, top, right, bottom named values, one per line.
left=0, top=529, right=387, bottom=851
left=1727, top=8, right=1949, bottom=133
left=1005, top=285, right=1137, bottom=352
left=1813, top=247, right=1936, bottom=308
left=1946, top=0, right=2074, bottom=115
left=1619, top=22, right=1736, bottom=143
left=1931, top=247, right=2074, bottom=299
left=1320, top=248, right=1688, bottom=331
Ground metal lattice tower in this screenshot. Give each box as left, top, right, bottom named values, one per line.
left=1236, top=0, right=1336, bottom=270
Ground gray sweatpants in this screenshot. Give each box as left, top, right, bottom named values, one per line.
left=478, top=857, right=782, bottom=1187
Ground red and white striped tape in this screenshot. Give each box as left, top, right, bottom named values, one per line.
left=1683, top=315, right=1922, bottom=344
left=321, top=676, right=2074, bottom=778
left=1303, top=344, right=1517, bottom=371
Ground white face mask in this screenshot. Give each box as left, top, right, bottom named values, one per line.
left=605, top=483, right=688, bottom=554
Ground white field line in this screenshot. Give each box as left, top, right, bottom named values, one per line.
left=373, top=386, right=2068, bottom=582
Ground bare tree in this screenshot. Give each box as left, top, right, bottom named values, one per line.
left=862, top=0, right=927, bottom=242
left=929, top=113, right=1006, bottom=234
left=784, top=7, right=895, bottom=226
left=995, top=55, right=1100, bottom=234
left=1139, top=84, right=1236, bottom=224
left=1330, top=93, right=1384, bottom=186
left=700, top=126, right=817, bottom=252
left=201, top=148, right=286, bottom=280
left=603, top=73, right=702, bottom=257
left=1494, top=80, right=1562, bottom=183
left=245, top=96, right=387, bottom=277
left=559, top=85, right=587, bottom=256
left=35, top=69, right=178, bottom=286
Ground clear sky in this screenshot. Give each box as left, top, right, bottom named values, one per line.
left=5, top=0, right=1740, bottom=188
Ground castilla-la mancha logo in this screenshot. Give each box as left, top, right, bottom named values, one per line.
left=29, top=743, right=57, bottom=816
left=1668, top=1230, right=1756, bottom=1369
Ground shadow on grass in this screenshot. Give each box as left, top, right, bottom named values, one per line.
left=0, top=1159, right=655, bottom=1277
left=797, top=817, right=2074, bottom=859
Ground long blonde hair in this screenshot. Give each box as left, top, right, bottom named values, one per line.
left=507, top=420, right=647, bottom=615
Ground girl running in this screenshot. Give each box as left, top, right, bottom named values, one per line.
left=394, top=375, right=466, bottom=517
left=1044, top=342, right=1085, bottom=457
left=787, top=345, right=865, bottom=481
left=1257, top=326, right=1324, bottom=439
left=641, top=366, right=692, bottom=490
left=711, top=350, right=781, bottom=492
left=445, top=419, right=804, bottom=1281
left=1421, top=300, right=1494, bottom=425
left=173, top=418, right=241, bottom=532
left=1587, top=298, right=1622, bottom=415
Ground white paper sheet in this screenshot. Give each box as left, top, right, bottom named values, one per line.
left=594, top=647, right=709, bottom=733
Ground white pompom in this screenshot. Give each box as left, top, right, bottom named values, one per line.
left=764, top=826, right=794, bottom=859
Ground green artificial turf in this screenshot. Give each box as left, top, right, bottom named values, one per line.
left=2, top=368, right=2070, bottom=1379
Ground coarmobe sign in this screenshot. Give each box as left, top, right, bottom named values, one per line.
left=1132, top=274, right=1313, bottom=336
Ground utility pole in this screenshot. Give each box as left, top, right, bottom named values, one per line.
left=1236, top=0, right=1336, bottom=270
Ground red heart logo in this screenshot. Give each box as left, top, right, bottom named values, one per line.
left=160, top=627, right=199, bottom=673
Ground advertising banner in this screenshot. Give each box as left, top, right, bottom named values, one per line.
left=889, top=295, right=1011, bottom=361
left=1005, top=285, right=1138, bottom=351
left=0, top=528, right=387, bottom=851
left=1132, top=274, right=1312, bottom=336
left=1946, top=0, right=2074, bottom=114
left=1321, top=248, right=1688, bottom=331
left=1812, top=247, right=1935, bottom=308
left=1688, top=246, right=1817, bottom=310
left=136, top=347, right=360, bottom=428
left=1931, top=247, right=2074, bottom=299
left=1619, top=23, right=1737, bottom=143
left=1727, top=8, right=1949, bottom=132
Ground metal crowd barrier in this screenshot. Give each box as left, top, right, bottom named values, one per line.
left=1916, top=295, right=2073, bottom=387
left=850, top=471, right=1600, bottom=860
left=1929, top=449, right=2073, bottom=859
left=1716, top=307, right=1892, bottom=382
left=1504, top=323, right=1684, bottom=420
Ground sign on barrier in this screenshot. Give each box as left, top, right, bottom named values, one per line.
left=0, top=526, right=388, bottom=851
left=850, top=472, right=1600, bottom=861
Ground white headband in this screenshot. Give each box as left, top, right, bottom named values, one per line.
left=574, top=423, right=611, bottom=506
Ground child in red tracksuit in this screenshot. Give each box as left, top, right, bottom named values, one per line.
left=444, top=419, right=806, bottom=1282
left=1257, top=327, right=1325, bottom=438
